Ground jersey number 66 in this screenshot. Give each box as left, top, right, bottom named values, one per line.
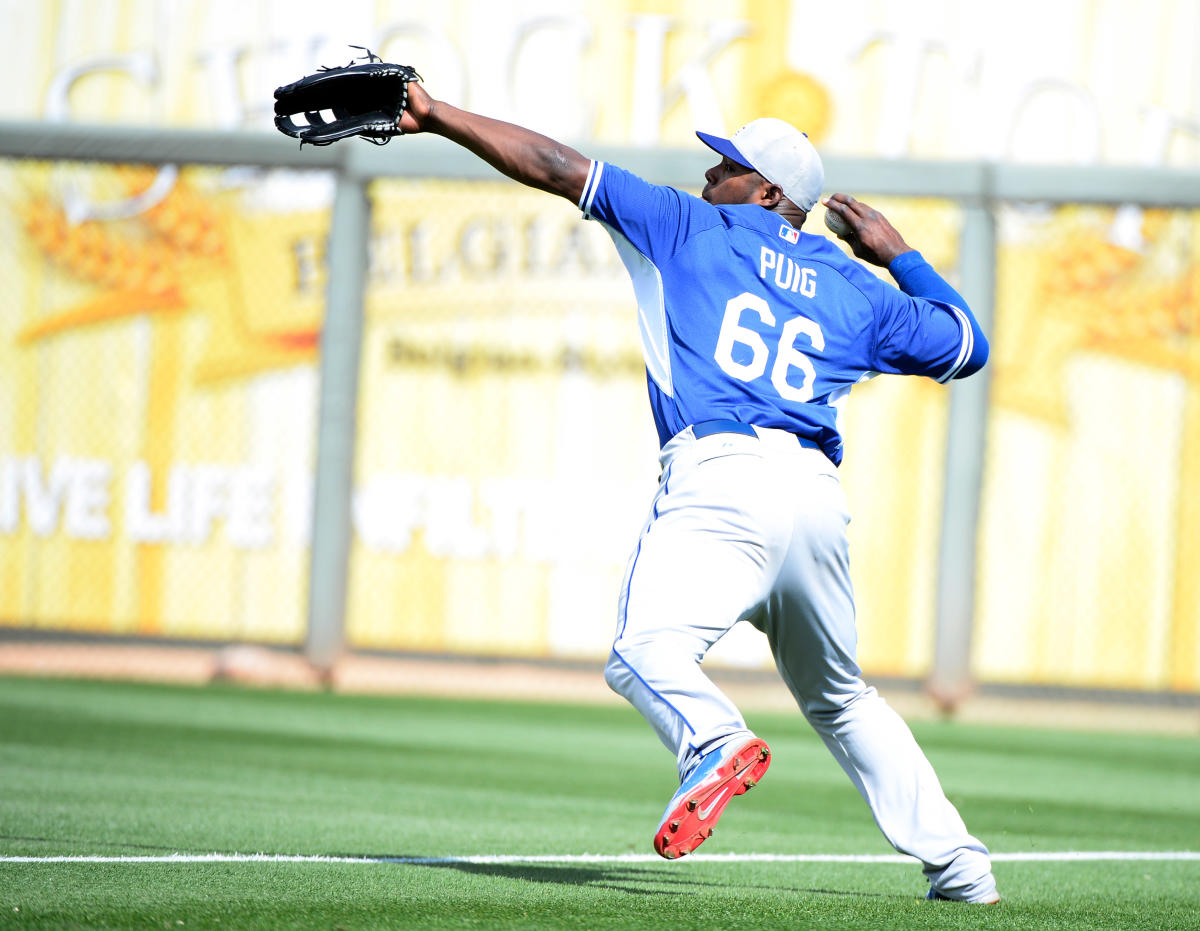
left=714, top=292, right=825, bottom=404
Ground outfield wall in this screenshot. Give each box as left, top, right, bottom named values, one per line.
left=1, top=0, right=1199, bottom=697
left=1, top=128, right=1198, bottom=699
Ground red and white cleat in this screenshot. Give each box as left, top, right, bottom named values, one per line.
left=653, top=736, right=771, bottom=860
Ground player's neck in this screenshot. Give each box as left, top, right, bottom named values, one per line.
left=771, top=204, right=807, bottom=228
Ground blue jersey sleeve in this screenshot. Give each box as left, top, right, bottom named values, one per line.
left=870, top=251, right=988, bottom=382
left=889, top=251, right=989, bottom=379
left=578, top=161, right=718, bottom=265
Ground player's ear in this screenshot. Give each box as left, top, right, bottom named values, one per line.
left=759, top=181, right=784, bottom=208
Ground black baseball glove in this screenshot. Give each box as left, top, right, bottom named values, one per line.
left=274, top=48, right=421, bottom=146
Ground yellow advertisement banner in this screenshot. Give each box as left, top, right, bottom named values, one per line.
left=3, top=1, right=1199, bottom=691
left=974, top=204, right=1200, bottom=692
left=341, top=181, right=960, bottom=674
left=4, top=157, right=1198, bottom=690
left=0, top=161, right=327, bottom=641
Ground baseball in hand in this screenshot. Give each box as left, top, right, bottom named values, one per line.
left=824, top=208, right=851, bottom=238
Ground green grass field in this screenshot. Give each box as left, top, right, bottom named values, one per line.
left=1, top=675, right=1197, bottom=930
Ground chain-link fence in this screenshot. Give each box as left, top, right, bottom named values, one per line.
left=1, top=124, right=1197, bottom=699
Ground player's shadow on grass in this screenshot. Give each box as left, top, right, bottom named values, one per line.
left=418, top=860, right=713, bottom=895
left=405, top=859, right=887, bottom=900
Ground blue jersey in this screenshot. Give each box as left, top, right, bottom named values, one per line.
left=579, top=161, right=981, bottom=465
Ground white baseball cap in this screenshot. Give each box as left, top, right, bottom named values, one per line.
left=696, top=118, right=824, bottom=211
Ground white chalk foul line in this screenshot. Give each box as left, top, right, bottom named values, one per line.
left=1, top=851, right=1198, bottom=865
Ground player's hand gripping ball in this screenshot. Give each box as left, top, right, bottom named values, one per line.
left=824, top=208, right=851, bottom=238
left=274, top=46, right=421, bottom=146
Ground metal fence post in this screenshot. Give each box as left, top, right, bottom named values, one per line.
left=928, top=191, right=998, bottom=710
left=305, top=166, right=370, bottom=676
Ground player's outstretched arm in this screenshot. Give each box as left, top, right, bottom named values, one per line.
left=399, top=82, right=590, bottom=204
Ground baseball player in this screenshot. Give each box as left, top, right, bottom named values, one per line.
left=395, top=85, right=998, bottom=904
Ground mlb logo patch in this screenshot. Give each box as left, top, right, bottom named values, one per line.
left=778, top=224, right=799, bottom=244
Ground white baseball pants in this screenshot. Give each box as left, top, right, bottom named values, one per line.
left=604, top=425, right=997, bottom=902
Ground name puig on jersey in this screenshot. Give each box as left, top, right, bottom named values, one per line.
left=759, top=247, right=816, bottom=297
